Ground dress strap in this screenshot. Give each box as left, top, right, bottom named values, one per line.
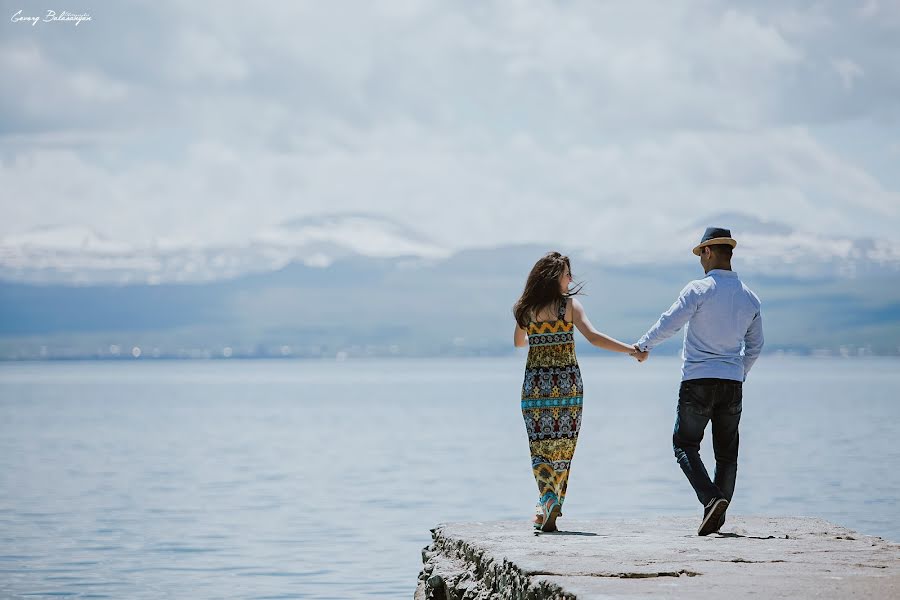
left=557, top=298, right=568, bottom=321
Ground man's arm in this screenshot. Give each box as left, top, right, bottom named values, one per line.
left=637, top=283, right=701, bottom=351
left=742, top=311, right=764, bottom=380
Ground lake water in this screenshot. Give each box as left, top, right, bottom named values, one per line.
left=1, top=356, right=898, bottom=598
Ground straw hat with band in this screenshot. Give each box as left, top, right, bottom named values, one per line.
left=692, top=227, right=737, bottom=256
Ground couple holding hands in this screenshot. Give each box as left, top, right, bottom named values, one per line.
left=513, top=227, right=764, bottom=535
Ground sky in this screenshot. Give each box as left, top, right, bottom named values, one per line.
left=1, top=0, right=899, bottom=259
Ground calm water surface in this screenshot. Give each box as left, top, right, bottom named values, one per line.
left=1, top=356, right=898, bottom=598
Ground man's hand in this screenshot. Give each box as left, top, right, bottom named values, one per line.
left=630, top=344, right=649, bottom=363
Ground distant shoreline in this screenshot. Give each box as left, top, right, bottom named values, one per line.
left=1, top=351, right=898, bottom=363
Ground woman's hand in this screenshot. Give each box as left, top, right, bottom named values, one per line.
left=630, top=344, right=649, bottom=362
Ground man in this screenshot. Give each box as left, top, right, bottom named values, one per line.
left=634, top=227, right=764, bottom=536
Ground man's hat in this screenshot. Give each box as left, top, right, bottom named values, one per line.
left=692, top=227, right=737, bottom=256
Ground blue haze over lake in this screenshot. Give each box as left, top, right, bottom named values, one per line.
left=1, top=357, right=898, bottom=598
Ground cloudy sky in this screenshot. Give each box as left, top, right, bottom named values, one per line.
left=1, top=0, right=899, bottom=258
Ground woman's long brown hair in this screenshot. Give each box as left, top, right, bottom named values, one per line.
left=512, top=252, right=584, bottom=328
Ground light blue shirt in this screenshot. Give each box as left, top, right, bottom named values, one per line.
left=637, top=269, right=764, bottom=382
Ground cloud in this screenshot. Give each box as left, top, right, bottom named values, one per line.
left=0, top=0, right=898, bottom=256
left=832, top=58, right=865, bottom=90
left=3, top=122, right=896, bottom=260
left=170, top=29, right=249, bottom=84
left=0, top=40, right=130, bottom=128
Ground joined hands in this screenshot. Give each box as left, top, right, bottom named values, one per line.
left=630, top=344, right=649, bottom=363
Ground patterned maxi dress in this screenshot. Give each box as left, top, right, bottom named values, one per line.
left=521, top=298, right=583, bottom=516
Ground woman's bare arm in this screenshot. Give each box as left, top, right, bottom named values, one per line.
left=514, top=324, right=528, bottom=347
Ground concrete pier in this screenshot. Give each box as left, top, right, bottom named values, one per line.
left=416, top=517, right=900, bottom=599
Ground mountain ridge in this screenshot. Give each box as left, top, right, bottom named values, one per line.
left=1, top=239, right=898, bottom=359
left=2, top=212, right=899, bottom=285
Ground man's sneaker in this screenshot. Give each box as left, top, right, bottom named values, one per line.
left=698, top=498, right=729, bottom=536
left=716, top=511, right=726, bottom=532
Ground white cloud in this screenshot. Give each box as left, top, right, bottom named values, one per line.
left=0, top=40, right=129, bottom=121
left=3, top=122, right=896, bottom=260
left=832, top=58, right=864, bottom=90
left=170, top=29, right=249, bottom=84
left=0, top=0, right=898, bottom=257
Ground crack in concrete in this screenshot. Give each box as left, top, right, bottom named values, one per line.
left=725, top=558, right=787, bottom=564
left=528, top=569, right=701, bottom=579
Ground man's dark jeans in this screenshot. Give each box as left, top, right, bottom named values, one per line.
left=673, top=378, right=742, bottom=506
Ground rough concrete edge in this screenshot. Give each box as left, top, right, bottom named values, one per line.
left=415, top=525, right=576, bottom=600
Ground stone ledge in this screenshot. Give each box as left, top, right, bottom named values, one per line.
left=415, top=517, right=900, bottom=599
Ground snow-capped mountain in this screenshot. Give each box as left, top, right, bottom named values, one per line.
left=0, top=225, right=136, bottom=253
left=569, top=212, right=900, bottom=278
left=0, top=214, right=450, bottom=285
left=681, top=213, right=900, bottom=278
left=2, top=213, right=899, bottom=359
left=1, top=212, right=898, bottom=285
left=0, top=225, right=163, bottom=285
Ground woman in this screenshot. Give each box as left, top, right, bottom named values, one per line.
left=513, top=252, right=642, bottom=532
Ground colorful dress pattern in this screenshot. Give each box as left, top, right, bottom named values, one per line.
left=522, top=299, right=583, bottom=516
